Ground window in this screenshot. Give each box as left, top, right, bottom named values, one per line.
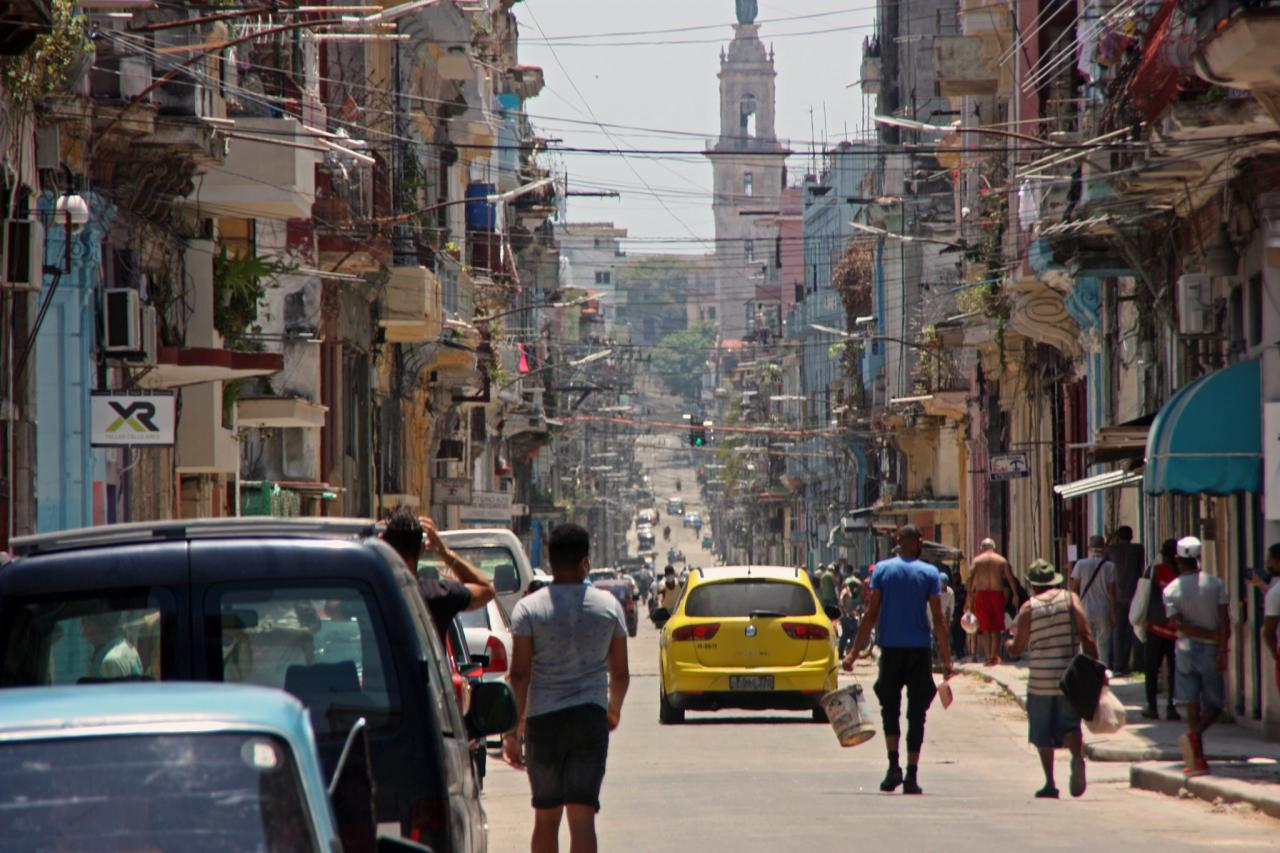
left=209, top=584, right=400, bottom=739
left=419, top=545, right=522, bottom=593
left=1, top=590, right=176, bottom=686
left=1248, top=274, right=1263, bottom=348
left=0, top=733, right=317, bottom=853
left=684, top=580, right=816, bottom=617
left=740, top=94, right=758, bottom=138
left=744, top=172, right=754, bottom=197
left=744, top=239, right=755, bottom=262
left=595, top=270, right=612, bottom=285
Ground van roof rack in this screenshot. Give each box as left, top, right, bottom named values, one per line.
left=11, top=517, right=379, bottom=557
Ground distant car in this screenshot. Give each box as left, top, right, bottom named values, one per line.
left=636, top=508, right=659, bottom=527
left=592, top=578, right=639, bottom=638
left=637, top=529, right=656, bottom=552
left=655, top=565, right=840, bottom=724
left=434, top=527, right=535, bottom=620
left=589, top=568, right=619, bottom=582
left=0, top=682, right=429, bottom=853
left=682, top=512, right=699, bottom=528
left=667, top=497, right=685, bottom=515
left=702, top=534, right=714, bottom=550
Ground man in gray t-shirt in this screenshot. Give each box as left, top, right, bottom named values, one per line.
left=1069, top=535, right=1117, bottom=669
left=505, top=523, right=630, bottom=851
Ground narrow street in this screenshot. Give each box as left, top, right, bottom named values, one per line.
left=483, top=446, right=1279, bottom=852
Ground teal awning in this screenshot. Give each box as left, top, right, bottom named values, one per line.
left=1145, top=359, right=1261, bottom=496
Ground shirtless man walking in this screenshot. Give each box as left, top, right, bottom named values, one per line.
left=967, top=538, right=1019, bottom=665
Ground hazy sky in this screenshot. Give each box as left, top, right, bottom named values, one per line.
left=512, top=0, right=878, bottom=254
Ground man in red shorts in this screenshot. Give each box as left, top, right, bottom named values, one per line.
left=967, top=538, right=1018, bottom=665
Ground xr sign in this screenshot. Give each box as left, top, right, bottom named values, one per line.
left=90, top=392, right=176, bottom=447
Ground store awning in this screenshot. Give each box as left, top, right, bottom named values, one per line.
left=1053, top=469, right=1144, bottom=501
left=1145, top=359, right=1261, bottom=496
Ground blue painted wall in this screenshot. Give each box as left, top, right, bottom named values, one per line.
left=35, top=193, right=113, bottom=532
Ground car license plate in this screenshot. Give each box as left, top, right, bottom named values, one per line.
left=730, top=675, right=773, bottom=691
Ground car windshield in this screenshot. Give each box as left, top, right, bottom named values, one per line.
left=0, top=731, right=318, bottom=853
left=684, top=580, right=816, bottom=618
left=419, top=546, right=522, bottom=593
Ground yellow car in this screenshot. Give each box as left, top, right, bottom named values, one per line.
left=656, top=566, right=840, bottom=724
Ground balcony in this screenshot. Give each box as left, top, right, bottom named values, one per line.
left=380, top=265, right=443, bottom=344
left=933, top=36, right=999, bottom=96
left=189, top=117, right=320, bottom=220
left=236, top=396, right=328, bottom=429
left=1194, top=0, right=1280, bottom=116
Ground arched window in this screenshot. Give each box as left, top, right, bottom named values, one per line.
left=740, top=94, right=757, bottom=138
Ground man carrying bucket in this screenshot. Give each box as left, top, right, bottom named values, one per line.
left=843, top=525, right=953, bottom=795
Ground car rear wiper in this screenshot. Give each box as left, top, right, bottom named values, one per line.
left=748, top=609, right=786, bottom=619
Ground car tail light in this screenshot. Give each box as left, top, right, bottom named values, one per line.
left=451, top=672, right=472, bottom=716
left=782, top=622, right=829, bottom=640
left=409, top=797, right=449, bottom=844
left=485, top=634, right=508, bottom=674
left=672, top=623, right=720, bottom=641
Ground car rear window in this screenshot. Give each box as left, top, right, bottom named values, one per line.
left=0, top=732, right=317, bottom=852
left=419, top=546, right=522, bottom=593
left=208, top=584, right=400, bottom=740
left=0, top=589, right=177, bottom=687
left=684, top=580, right=816, bottom=618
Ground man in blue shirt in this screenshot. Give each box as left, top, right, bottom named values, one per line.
left=843, top=525, right=953, bottom=794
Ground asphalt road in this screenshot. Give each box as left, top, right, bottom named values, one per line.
left=483, top=417, right=1279, bottom=851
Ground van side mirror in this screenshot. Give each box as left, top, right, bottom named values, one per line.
left=650, top=607, right=671, bottom=628
left=466, top=681, right=517, bottom=737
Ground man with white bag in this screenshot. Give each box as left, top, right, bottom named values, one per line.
left=1006, top=559, right=1098, bottom=799
left=1163, top=536, right=1228, bottom=778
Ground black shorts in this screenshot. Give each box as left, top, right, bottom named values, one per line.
left=874, top=648, right=937, bottom=711
left=525, top=703, right=610, bottom=811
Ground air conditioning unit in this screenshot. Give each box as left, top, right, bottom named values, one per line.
left=103, top=288, right=141, bottom=353
left=126, top=305, right=158, bottom=366
left=1177, top=273, right=1215, bottom=335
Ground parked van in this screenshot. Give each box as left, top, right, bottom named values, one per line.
left=0, top=519, right=515, bottom=853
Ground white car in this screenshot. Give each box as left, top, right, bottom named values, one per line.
left=458, top=598, right=514, bottom=685
left=435, top=528, right=534, bottom=620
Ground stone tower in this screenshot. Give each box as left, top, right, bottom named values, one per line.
left=706, top=13, right=788, bottom=340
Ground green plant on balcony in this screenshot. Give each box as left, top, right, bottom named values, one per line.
left=0, top=0, right=90, bottom=107
left=213, top=245, right=293, bottom=349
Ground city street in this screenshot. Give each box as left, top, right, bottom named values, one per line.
left=483, top=441, right=1280, bottom=852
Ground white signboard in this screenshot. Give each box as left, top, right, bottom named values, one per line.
left=434, top=479, right=472, bottom=506
left=472, top=491, right=513, bottom=510
left=90, top=392, right=176, bottom=447
left=1265, top=403, right=1280, bottom=520
left=989, top=451, right=1031, bottom=482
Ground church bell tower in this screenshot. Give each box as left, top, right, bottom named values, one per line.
left=707, top=2, right=788, bottom=340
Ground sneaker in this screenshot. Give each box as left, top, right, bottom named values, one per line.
left=1034, top=785, right=1060, bottom=799
left=880, top=766, right=903, bottom=792
left=902, top=777, right=923, bottom=795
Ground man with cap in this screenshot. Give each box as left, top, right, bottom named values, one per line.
left=1007, top=560, right=1098, bottom=798
left=1163, top=536, right=1228, bottom=777
left=843, top=524, right=953, bottom=795
left=1069, top=535, right=1117, bottom=669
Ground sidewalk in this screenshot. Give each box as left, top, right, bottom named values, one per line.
left=957, top=659, right=1280, bottom=818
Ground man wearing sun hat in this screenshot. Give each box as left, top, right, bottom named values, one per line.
left=1162, top=535, right=1228, bottom=777
left=1007, top=559, right=1098, bottom=799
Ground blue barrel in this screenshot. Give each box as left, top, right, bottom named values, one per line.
left=466, top=182, right=497, bottom=230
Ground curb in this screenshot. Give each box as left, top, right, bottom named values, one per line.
left=956, top=664, right=1025, bottom=710
left=1130, top=764, right=1280, bottom=820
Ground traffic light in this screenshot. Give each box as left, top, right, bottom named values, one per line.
left=689, top=427, right=706, bottom=447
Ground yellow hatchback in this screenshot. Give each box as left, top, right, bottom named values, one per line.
left=656, top=566, right=840, bottom=724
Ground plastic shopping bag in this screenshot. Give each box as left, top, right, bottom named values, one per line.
left=1084, top=686, right=1127, bottom=735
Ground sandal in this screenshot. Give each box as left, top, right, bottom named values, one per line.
left=1035, top=785, right=1060, bottom=799
left=1069, top=756, right=1087, bottom=798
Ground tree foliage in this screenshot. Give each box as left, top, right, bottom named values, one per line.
left=651, top=320, right=715, bottom=402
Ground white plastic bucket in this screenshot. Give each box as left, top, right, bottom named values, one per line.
left=820, top=683, right=876, bottom=747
